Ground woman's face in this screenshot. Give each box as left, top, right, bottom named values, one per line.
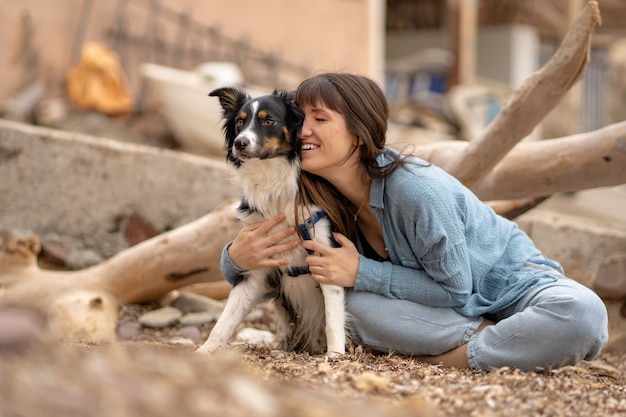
left=299, top=101, right=359, bottom=181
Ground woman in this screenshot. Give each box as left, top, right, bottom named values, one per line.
left=220, top=72, right=608, bottom=371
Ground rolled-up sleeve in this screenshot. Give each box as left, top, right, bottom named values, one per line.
left=220, top=241, right=247, bottom=286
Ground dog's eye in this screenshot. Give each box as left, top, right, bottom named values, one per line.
left=262, top=119, right=276, bottom=127
left=235, top=119, right=244, bottom=132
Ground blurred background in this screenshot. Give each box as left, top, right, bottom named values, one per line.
left=2, top=0, right=626, bottom=143
left=1, top=0, right=625, bottom=225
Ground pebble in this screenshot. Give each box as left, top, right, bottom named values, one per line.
left=179, top=311, right=221, bottom=326
left=138, top=306, right=182, bottom=328
left=170, top=292, right=225, bottom=314
left=177, top=326, right=202, bottom=343
left=167, top=336, right=196, bottom=347
left=116, top=322, right=142, bottom=340
left=0, top=307, right=44, bottom=350
left=589, top=255, right=626, bottom=299
left=235, top=328, right=275, bottom=346
left=66, top=248, right=104, bottom=269
left=270, top=350, right=285, bottom=358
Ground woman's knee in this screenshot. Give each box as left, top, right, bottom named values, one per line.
left=541, top=282, right=608, bottom=352
left=572, top=287, right=608, bottom=351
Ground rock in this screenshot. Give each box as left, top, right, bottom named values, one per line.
left=179, top=311, right=221, bottom=326
left=121, top=211, right=158, bottom=246
left=36, top=97, right=69, bottom=128
left=138, top=307, right=182, bottom=328
left=171, top=292, right=225, bottom=314
left=604, top=332, right=626, bottom=354
left=589, top=255, right=626, bottom=299
left=0, top=307, right=44, bottom=350
left=168, top=336, right=196, bottom=347
left=65, top=248, right=105, bottom=270
left=177, top=326, right=202, bottom=343
left=235, top=328, right=275, bottom=346
left=39, top=241, right=69, bottom=268
left=116, top=322, right=142, bottom=340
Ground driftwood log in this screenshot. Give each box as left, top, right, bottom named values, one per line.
left=0, top=1, right=623, bottom=343
left=0, top=200, right=240, bottom=342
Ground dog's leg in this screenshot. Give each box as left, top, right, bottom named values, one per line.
left=320, top=283, right=346, bottom=358
left=195, top=271, right=266, bottom=354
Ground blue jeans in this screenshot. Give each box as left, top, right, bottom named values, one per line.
left=345, top=259, right=609, bottom=371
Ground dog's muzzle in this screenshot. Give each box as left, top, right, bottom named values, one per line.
left=233, top=135, right=257, bottom=159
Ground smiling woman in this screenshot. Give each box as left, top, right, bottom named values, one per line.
left=285, top=72, right=608, bottom=372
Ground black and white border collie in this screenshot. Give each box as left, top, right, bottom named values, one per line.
left=195, top=87, right=347, bottom=357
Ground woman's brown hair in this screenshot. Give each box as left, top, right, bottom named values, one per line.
left=295, top=72, right=407, bottom=242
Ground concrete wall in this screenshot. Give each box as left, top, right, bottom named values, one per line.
left=0, top=119, right=239, bottom=265
left=0, top=0, right=386, bottom=99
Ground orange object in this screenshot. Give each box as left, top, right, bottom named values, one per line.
left=66, top=42, right=134, bottom=116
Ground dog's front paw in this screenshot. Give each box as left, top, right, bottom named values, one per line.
left=326, top=347, right=346, bottom=359
left=194, top=341, right=223, bottom=354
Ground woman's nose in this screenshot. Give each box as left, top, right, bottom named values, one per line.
left=301, top=118, right=312, bottom=137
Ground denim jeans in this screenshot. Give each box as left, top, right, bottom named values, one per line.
left=345, top=257, right=609, bottom=371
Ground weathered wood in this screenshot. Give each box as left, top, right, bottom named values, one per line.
left=0, top=199, right=240, bottom=309
left=441, top=0, right=601, bottom=188
left=473, top=121, right=626, bottom=201
left=418, top=120, right=626, bottom=201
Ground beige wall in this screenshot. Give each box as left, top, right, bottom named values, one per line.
left=0, top=0, right=385, bottom=99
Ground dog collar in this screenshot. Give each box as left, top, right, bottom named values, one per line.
left=287, top=210, right=327, bottom=277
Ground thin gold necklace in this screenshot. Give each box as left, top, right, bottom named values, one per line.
left=352, top=196, right=367, bottom=221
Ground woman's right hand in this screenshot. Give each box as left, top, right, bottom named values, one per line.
left=228, top=213, right=298, bottom=271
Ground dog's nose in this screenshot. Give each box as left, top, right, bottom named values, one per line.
left=234, top=136, right=250, bottom=151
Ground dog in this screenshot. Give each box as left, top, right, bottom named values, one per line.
left=195, top=87, right=347, bottom=357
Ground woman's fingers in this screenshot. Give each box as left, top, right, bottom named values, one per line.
left=332, top=232, right=353, bottom=248
left=302, top=232, right=360, bottom=287
left=228, top=213, right=297, bottom=270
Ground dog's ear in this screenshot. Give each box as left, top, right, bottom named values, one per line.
left=275, top=89, right=304, bottom=123
left=209, top=87, right=249, bottom=119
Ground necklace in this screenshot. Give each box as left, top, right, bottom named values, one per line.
left=352, top=196, right=367, bottom=221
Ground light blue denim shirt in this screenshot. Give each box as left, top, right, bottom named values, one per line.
left=220, top=147, right=557, bottom=318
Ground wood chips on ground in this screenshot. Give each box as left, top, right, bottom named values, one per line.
left=1, top=302, right=624, bottom=417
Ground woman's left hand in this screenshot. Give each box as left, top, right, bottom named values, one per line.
left=301, top=232, right=360, bottom=287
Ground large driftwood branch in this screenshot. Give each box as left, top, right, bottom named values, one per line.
left=0, top=199, right=240, bottom=307
left=440, top=0, right=601, bottom=189
left=474, top=121, right=626, bottom=201
left=417, top=120, right=626, bottom=201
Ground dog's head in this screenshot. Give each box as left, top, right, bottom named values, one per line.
left=209, top=87, right=304, bottom=167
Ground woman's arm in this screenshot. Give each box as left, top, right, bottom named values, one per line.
left=220, top=242, right=247, bottom=286
left=355, top=249, right=472, bottom=307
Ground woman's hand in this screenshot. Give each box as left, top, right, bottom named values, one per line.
left=302, top=233, right=360, bottom=287
left=228, top=213, right=298, bottom=271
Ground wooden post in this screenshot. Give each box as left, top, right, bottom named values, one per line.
left=458, top=0, right=478, bottom=85
left=447, top=0, right=478, bottom=87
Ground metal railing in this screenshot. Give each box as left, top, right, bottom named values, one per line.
left=103, top=0, right=311, bottom=112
